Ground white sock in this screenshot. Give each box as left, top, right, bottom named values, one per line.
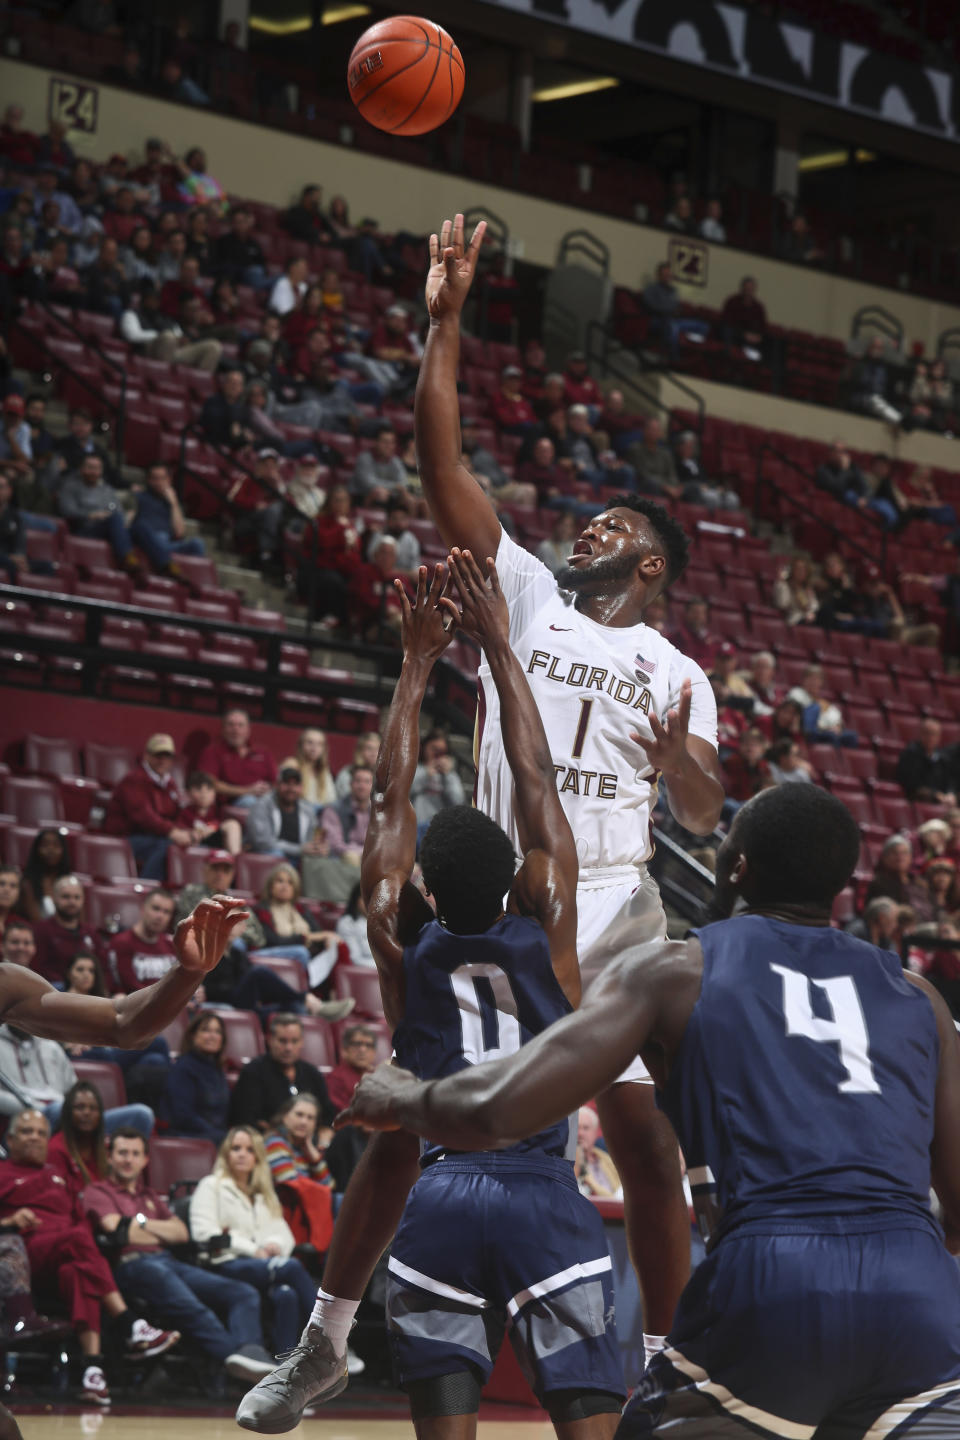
left=643, top=1333, right=667, bottom=1370
left=309, top=1289, right=359, bottom=1355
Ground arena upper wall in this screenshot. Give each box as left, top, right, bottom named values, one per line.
left=5, top=56, right=960, bottom=360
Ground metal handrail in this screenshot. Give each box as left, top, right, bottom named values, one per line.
left=28, top=299, right=129, bottom=463
left=557, top=229, right=610, bottom=276
left=850, top=305, right=904, bottom=348
left=752, top=443, right=888, bottom=574
left=8, top=308, right=127, bottom=468
left=585, top=321, right=706, bottom=438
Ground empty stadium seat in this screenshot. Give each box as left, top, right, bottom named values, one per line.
left=147, top=1136, right=217, bottom=1195
left=250, top=954, right=307, bottom=993
left=212, top=1008, right=265, bottom=1072
left=85, top=743, right=137, bottom=788
left=23, top=734, right=83, bottom=780
left=72, top=1059, right=126, bottom=1111
left=333, top=966, right=385, bottom=1019
left=234, top=853, right=283, bottom=896
left=166, top=846, right=221, bottom=888
left=85, top=882, right=159, bottom=933
left=72, top=834, right=138, bottom=883
left=298, top=1017, right=337, bottom=1069
left=1, top=777, right=65, bottom=827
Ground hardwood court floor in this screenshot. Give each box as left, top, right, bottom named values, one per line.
left=15, top=1415, right=555, bottom=1439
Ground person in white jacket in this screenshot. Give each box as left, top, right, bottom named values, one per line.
left=190, top=1128, right=317, bottom=1353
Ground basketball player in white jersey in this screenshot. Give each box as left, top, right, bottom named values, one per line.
left=235, top=218, right=723, bottom=1434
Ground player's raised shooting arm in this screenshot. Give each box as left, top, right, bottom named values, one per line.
left=416, top=215, right=500, bottom=559
left=339, top=940, right=694, bottom=1147
left=444, top=549, right=580, bottom=1003
left=0, top=898, right=249, bottom=1048
left=907, top=972, right=960, bottom=1251
left=361, top=567, right=449, bottom=1024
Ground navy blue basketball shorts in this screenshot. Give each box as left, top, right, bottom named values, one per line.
left=386, top=1152, right=626, bottom=1406
left=616, top=1223, right=960, bottom=1439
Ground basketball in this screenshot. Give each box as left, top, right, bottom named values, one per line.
left=347, top=16, right=465, bottom=137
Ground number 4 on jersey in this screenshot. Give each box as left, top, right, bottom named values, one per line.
left=771, top=964, right=881, bottom=1095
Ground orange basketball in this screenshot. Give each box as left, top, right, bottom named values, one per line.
left=347, top=15, right=465, bottom=137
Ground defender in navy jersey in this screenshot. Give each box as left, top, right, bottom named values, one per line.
left=343, top=784, right=960, bottom=1439
left=238, top=556, right=624, bottom=1437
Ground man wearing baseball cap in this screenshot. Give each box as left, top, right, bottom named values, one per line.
left=103, top=735, right=192, bottom=881
left=490, top=366, right=537, bottom=435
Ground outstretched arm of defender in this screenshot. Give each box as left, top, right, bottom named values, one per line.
left=0, top=896, right=248, bottom=1047
left=361, top=565, right=451, bottom=1025
left=416, top=215, right=500, bottom=559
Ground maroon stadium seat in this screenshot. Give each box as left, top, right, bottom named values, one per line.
left=249, top=954, right=307, bottom=994
left=333, top=966, right=385, bottom=1019
left=85, top=882, right=159, bottom=933
left=298, top=1017, right=337, bottom=1070
left=234, top=853, right=283, bottom=897
left=211, top=1008, right=265, bottom=1073
left=72, top=834, right=138, bottom=883
left=72, top=1060, right=126, bottom=1111
left=1, top=777, right=64, bottom=827
left=85, top=743, right=137, bottom=788
left=23, top=734, right=83, bottom=780
left=147, top=1136, right=217, bottom=1195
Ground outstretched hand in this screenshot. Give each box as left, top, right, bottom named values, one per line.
left=397, top=564, right=455, bottom=666
left=441, top=549, right=509, bottom=651
left=174, top=895, right=250, bottom=975
left=425, top=214, right=486, bottom=321
left=631, top=678, right=693, bottom=777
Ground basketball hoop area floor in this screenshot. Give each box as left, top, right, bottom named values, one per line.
left=13, top=1404, right=554, bottom=1438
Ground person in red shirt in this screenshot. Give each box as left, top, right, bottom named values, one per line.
left=0, top=105, right=37, bottom=166
left=722, top=726, right=773, bottom=805
left=367, top=305, right=420, bottom=400
left=670, top=597, right=721, bottom=673
left=489, top=366, right=537, bottom=434
left=177, top=771, right=243, bottom=855
left=0, top=868, right=25, bottom=945
left=563, top=351, right=604, bottom=411
left=107, top=892, right=178, bottom=994
left=325, top=1025, right=378, bottom=1113
left=0, top=1109, right=179, bottom=1407
left=198, top=709, right=278, bottom=810
left=32, top=877, right=107, bottom=987
left=517, top=437, right=584, bottom=510
left=46, top=1081, right=110, bottom=1201
left=103, top=733, right=190, bottom=882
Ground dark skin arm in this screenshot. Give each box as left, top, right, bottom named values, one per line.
left=360, top=565, right=451, bottom=1030
left=0, top=897, right=248, bottom=1047
left=906, top=971, right=960, bottom=1251
left=338, top=938, right=699, bottom=1147
left=442, top=549, right=580, bottom=1007
left=415, top=214, right=500, bottom=559
left=633, top=679, right=725, bottom=836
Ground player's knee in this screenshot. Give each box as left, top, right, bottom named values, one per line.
left=405, top=1370, right=484, bottom=1419
left=546, top=1389, right=623, bottom=1424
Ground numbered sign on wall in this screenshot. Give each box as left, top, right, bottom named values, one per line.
left=667, top=237, right=709, bottom=289
left=48, top=77, right=99, bottom=134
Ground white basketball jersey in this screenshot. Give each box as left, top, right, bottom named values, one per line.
left=475, top=530, right=718, bottom=871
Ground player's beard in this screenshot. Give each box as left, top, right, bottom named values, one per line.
left=556, top=550, right=638, bottom=592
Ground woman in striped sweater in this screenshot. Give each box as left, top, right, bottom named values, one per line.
left=263, top=1094, right=334, bottom=1255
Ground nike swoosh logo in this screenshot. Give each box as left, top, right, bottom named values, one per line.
left=549, top=625, right=573, bottom=631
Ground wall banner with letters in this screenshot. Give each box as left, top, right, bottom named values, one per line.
left=483, top=0, right=960, bottom=142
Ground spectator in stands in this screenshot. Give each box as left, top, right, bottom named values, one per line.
left=459, top=419, right=536, bottom=508
left=0, top=105, right=36, bottom=167
left=814, top=440, right=869, bottom=507
left=849, top=337, right=903, bottom=426
left=226, top=447, right=287, bottom=574
left=0, top=1109, right=178, bottom=1406
left=155, top=230, right=189, bottom=288
left=160, top=254, right=205, bottom=318
left=199, top=710, right=278, bottom=811
left=862, top=453, right=907, bottom=529
left=254, top=864, right=343, bottom=983
left=269, top=256, right=308, bottom=319
left=62, top=951, right=107, bottom=997
left=927, top=359, right=955, bottom=432
left=764, top=698, right=807, bottom=754
left=0, top=1022, right=152, bottom=1136
left=0, top=470, right=28, bottom=582
left=120, top=225, right=161, bottom=288
left=642, top=261, right=681, bottom=359
left=0, top=872, right=26, bottom=947
left=815, top=552, right=870, bottom=633
left=336, top=884, right=375, bottom=968
left=348, top=215, right=393, bottom=283
left=917, top=818, right=952, bottom=868
left=722, top=727, right=772, bottom=805
left=699, top=198, right=727, bottom=244
left=46, top=1081, right=111, bottom=1199
left=410, top=731, right=465, bottom=829
left=33, top=876, right=106, bottom=986
left=33, top=167, right=83, bottom=235
left=52, top=413, right=111, bottom=492
left=896, top=717, right=959, bottom=804
left=906, top=362, right=937, bottom=431
left=281, top=185, right=335, bottom=245
left=158, top=56, right=211, bottom=108
left=766, top=738, right=814, bottom=787
left=351, top=425, right=409, bottom=504
left=925, top=858, right=960, bottom=922
left=58, top=454, right=135, bottom=567
left=107, top=891, right=177, bottom=994
left=866, top=835, right=932, bottom=919
left=490, top=366, right=537, bottom=434
left=671, top=598, right=720, bottom=671
left=325, top=1025, right=378, bottom=1113
left=201, top=366, right=258, bottom=451
left=628, top=416, right=682, bottom=499
left=772, top=556, right=819, bottom=626
left=536, top=509, right=579, bottom=576
left=215, top=207, right=267, bottom=288
left=20, top=828, right=72, bottom=925
left=664, top=196, right=695, bottom=235
left=262, top=1095, right=335, bottom=1254
left=334, top=734, right=380, bottom=801
left=175, top=148, right=223, bottom=209
left=859, top=564, right=939, bottom=647
left=103, top=733, right=191, bottom=881
left=191, top=1128, right=317, bottom=1352
left=85, top=1128, right=275, bottom=1384
left=518, top=436, right=579, bottom=509
left=285, top=455, right=328, bottom=526
left=82, top=234, right=129, bottom=320
left=122, top=285, right=222, bottom=371
left=177, top=772, right=243, bottom=855
left=721, top=277, right=767, bottom=358
left=368, top=494, right=420, bottom=584
left=321, top=765, right=373, bottom=866
left=847, top=896, right=901, bottom=952
left=367, top=305, right=421, bottom=399
left=575, top=1107, right=621, bottom=1199
left=103, top=186, right=146, bottom=248
left=673, top=431, right=737, bottom=509
left=2, top=918, right=38, bottom=972
left=247, top=767, right=323, bottom=865
left=24, top=394, right=54, bottom=466
left=0, top=393, right=32, bottom=476
left=787, top=664, right=858, bottom=747
left=898, top=465, right=957, bottom=528
left=293, top=730, right=336, bottom=808
left=563, top=352, right=604, bottom=413
left=160, top=1011, right=231, bottom=1143
left=229, top=1013, right=336, bottom=1131
left=778, top=213, right=824, bottom=265
left=130, top=462, right=207, bottom=575
left=598, top=389, right=645, bottom=454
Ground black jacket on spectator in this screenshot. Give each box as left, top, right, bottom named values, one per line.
left=200, top=393, right=256, bottom=450
left=229, top=1052, right=336, bottom=1129
left=83, top=262, right=129, bottom=316
left=815, top=460, right=867, bottom=502
left=53, top=435, right=116, bottom=486
left=214, top=232, right=265, bottom=279
left=158, top=1050, right=231, bottom=1143
left=895, top=741, right=960, bottom=801
left=281, top=204, right=335, bottom=245
left=0, top=501, right=23, bottom=559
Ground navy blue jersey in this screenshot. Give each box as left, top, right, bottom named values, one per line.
left=393, top=912, right=574, bottom=1162
left=660, top=914, right=941, bottom=1240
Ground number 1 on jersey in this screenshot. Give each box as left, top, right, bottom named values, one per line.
left=572, top=698, right=594, bottom=759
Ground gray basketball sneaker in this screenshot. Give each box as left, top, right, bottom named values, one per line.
left=234, top=1323, right=348, bottom=1434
